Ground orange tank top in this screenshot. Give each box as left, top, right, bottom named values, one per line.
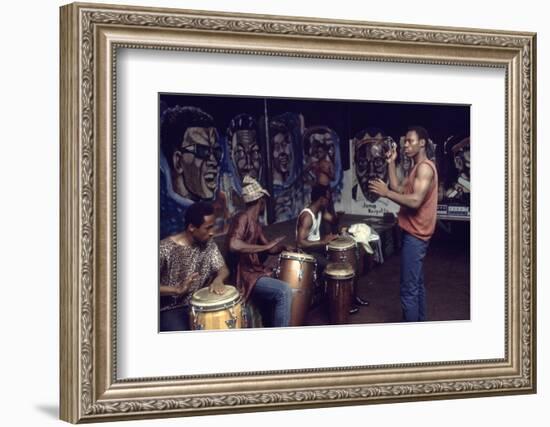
left=397, top=159, right=438, bottom=241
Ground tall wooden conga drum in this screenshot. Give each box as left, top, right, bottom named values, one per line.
left=325, top=262, right=355, bottom=324
left=189, top=285, right=243, bottom=330
left=326, top=235, right=358, bottom=270
left=276, top=251, right=316, bottom=326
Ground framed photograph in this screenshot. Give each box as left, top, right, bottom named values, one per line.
left=60, top=2, right=536, bottom=423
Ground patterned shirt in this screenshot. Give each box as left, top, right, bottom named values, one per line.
left=159, top=238, right=225, bottom=310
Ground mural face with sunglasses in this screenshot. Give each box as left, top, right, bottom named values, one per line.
left=171, top=126, right=221, bottom=201
left=353, top=129, right=391, bottom=203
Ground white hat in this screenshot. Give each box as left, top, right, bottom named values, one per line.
left=241, top=175, right=270, bottom=203
left=348, top=223, right=374, bottom=254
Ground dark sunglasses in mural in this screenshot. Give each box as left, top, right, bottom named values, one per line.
left=181, top=144, right=223, bottom=162
left=354, top=137, right=393, bottom=174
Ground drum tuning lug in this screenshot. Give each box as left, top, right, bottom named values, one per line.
left=226, top=307, right=238, bottom=329
left=313, top=261, right=318, bottom=282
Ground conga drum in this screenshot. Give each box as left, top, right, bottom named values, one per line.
left=325, top=262, right=355, bottom=324
left=276, top=251, right=317, bottom=326
left=327, top=235, right=364, bottom=303
left=326, top=235, right=358, bottom=271
left=189, top=285, right=243, bottom=330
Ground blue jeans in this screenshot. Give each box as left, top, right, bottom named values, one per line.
left=400, top=231, right=430, bottom=322
left=251, top=276, right=293, bottom=327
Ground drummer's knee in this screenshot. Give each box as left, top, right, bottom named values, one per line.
left=275, top=279, right=293, bottom=303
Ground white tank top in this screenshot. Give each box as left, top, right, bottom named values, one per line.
left=297, top=208, right=322, bottom=242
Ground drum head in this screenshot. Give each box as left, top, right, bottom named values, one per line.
left=280, top=251, right=316, bottom=263
left=190, top=285, right=240, bottom=311
left=325, top=262, right=355, bottom=279
left=327, top=235, right=356, bottom=251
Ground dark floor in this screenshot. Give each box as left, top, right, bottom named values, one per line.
left=216, top=215, right=470, bottom=326
left=271, top=216, right=469, bottom=325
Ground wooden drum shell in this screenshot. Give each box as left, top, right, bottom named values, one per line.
left=276, top=252, right=316, bottom=327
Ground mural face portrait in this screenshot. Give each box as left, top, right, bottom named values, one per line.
left=272, top=130, right=294, bottom=183
left=231, top=129, right=261, bottom=181
left=452, top=137, right=470, bottom=178
left=273, top=189, right=294, bottom=221
left=306, top=128, right=336, bottom=163
left=161, top=105, right=222, bottom=203
left=177, top=126, right=221, bottom=200
left=354, top=130, right=390, bottom=202
left=227, top=114, right=263, bottom=184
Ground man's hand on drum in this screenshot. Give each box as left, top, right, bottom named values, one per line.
left=209, top=278, right=226, bottom=295
left=175, top=272, right=200, bottom=295
left=322, top=233, right=338, bottom=244
left=267, top=236, right=286, bottom=253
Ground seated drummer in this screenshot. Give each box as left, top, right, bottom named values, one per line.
left=159, top=202, right=230, bottom=332
left=226, top=176, right=293, bottom=328
left=296, top=184, right=338, bottom=274
left=297, top=184, right=369, bottom=313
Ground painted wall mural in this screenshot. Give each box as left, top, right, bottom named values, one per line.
left=269, top=112, right=305, bottom=222
left=159, top=94, right=471, bottom=240
left=221, top=113, right=264, bottom=216
left=159, top=105, right=228, bottom=239
left=302, top=125, right=344, bottom=206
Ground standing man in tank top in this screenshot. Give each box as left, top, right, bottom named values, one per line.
left=369, top=126, right=438, bottom=322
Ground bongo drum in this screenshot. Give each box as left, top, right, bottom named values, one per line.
left=324, top=262, right=355, bottom=324
left=276, top=251, right=317, bottom=326
left=189, top=285, right=243, bottom=330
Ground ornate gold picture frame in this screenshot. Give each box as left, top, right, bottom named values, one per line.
left=60, top=2, right=536, bottom=423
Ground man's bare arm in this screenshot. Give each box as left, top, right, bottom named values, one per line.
left=258, top=228, right=286, bottom=254
left=369, top=163, right=433, bottom=209
left=385, top=144, right=403, bottom=193
left=229, top=236, right=277, bottom=254
left=387, top=161, right=403, bottom=193
left=209, top=265, right=230, bottom=294
left=296, top=212, right=335, bottom=249
left=385, top=163, right=433, bottom=209
left=159, top=272, right=200, bottom=296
